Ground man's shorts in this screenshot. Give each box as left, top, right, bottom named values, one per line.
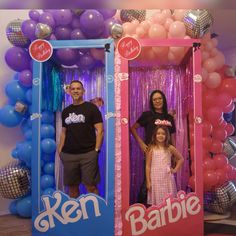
left=60, top=150, right=100, bottom=186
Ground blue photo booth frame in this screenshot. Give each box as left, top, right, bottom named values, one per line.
left=31, top=39, right=115, bottom=236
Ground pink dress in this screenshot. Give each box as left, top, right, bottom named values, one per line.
left=147, top=148, right=177, bottom=206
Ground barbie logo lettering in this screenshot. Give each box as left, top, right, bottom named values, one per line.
left=125, top=191, right=201, bottom=235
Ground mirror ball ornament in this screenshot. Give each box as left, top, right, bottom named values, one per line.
left=6, top=19, right=30, bottom=47
left=0, top=161, right=31, bottom=199
left=120, top=10, right=146, bottom=23
left=111, top=23, right=123, bottom=39
left=223, top=136, right=236, bottom=160
left=183, top=9, right=213, bottom=38
left=35, top=23, right=52, bottom=39
left=72, top=9, right=84, bottom=16
left=204, top=181, right=236, bottom=214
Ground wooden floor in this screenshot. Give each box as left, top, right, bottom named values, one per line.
left=0, top=206, right=235, bottom=236
left=0, top=214, right=31, bottom=236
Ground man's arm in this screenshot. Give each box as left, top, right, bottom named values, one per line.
left=94, top=122, right=104, bottom=151
left=58, top=127, right=66, bottom=154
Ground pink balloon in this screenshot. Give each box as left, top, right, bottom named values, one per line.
left=140, top=20, right=151, bottom=31
left=211, top=38, right=218, bottom=47
left=214, top=52, right=225, bottom=69
left=202, top=51, right=210, bottom=61
left=219, top=79, right=236, bottom=98
left=161, top=9, right=172, bottom=18
left=202, top=89, right=217, bottom=108
left=153, top=12, right=166, bottom=25
left=214, top=154, right=228, bottom=169
left=123, top=22, right=136, bottom=35
left=188, top=175, right=195, bottom=191
left=173, top=9, right=187, bottom=21
left=204, top=170, right=219, bottom=190
left=131, top=19, right=140, bottom=27
left=204, top=72, right=222, bottom=89
left=212, top=127, right=227, bottom=141
left=136, top=26, right=146, bottom=38
left=202, top=136, right=212, bottom=149
left=206, top=106, right=223, bottom=122
left=201, top=67, right=209, bottom=82
left=203, top=157, right=216, bottom=171
left=168, top=21, right=186, bottom=38
left=164, top=18, right=174, bottom=31
left=148, top=24, right=167, bottom=39
left=210, top=139, right=223, bottom=154
left=215, top=168, right=228, bottom=186
left=202, top=121, right=213, bottom=136
left=169, top=46, right=185, bottom=57
left=152, top=46, right=168, bottom=57
left=223, top=102, right=235, bottom=113
left=205, top=41, right=213, bottom=51
left=225, top=123, right=235, bottom=136
left=217, top=92, right=232, bottom=108
left=203, top=58, right=217, bottom=73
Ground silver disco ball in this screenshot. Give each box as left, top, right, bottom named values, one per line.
left=120, top=10, right=146, bottom=23
left=6, top=19, right=30, bottom=47
left=204, top=181, right=236, bottom=214
left=183, top=10, right=213, bottom=38
left=0, top=160, right=31, bottom=199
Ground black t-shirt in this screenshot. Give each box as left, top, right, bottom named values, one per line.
left=137, top=111, right=176, bottom=144
left=61, top=102, right=103, bottom=154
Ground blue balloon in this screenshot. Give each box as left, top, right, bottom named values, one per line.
left=11, top=148, right=19, bottom=159
left=41, top=110, right=54, bottom=124
left=16, top=196, right=32, bottom=218
left=9, top=200, right=18, bottom=215
left=0, top=105, right=23, bottom=127
left=41, top=138, right=56, bottom=154
left=20, top=118, right=30, bottom=132
left=18, top=141, right=32, bottom=165
left=24, top=129, right=32, bottom=140
left=43, top=162, right=55, bottom=175
left=5, top=80, right=27, bottom=103
left=41, top=174, right=55, bottom=190
left=42, top=154, right=55, bottom=162
left=41, top=124, right=55, bottom=139
left=42, top=187, right=55, bottom=195
left=25, top=89, right=32, bottom=104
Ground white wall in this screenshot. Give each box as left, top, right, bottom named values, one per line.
left=0, top=10, right=29, bottom=215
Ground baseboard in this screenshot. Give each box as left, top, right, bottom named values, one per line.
left=0, top=210, right=10, bottom=216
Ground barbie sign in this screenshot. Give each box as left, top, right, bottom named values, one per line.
left=125, top=191, right=201, bottom=235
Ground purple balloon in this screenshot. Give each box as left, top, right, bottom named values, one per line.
left=38, top=12, right=55, bottom=28
left=98, top=10, right=117, bottom=19
left=54, top=26, right=72, bottom=39
left=71, top=16, right=80, bottom=29
left=18, top=70, right=32, bottom=88
left=77, top=54, right=96, bottom=70
left=70, top=29, right=85, bottom=40
left=52, top=10, right=73, bottom=26
left=28, top=10, right=40, bottom=21
left=21, top=19, right=37, bottom=40
left=55, top=48, right=79, bottom=66
left=5, top=47, right=31, bottom=72
left=80, top=10, right=105, bottom=38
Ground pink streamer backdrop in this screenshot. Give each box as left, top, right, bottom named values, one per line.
left=129, top=60, right=193, bottom=203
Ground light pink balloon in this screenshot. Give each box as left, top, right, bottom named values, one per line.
left=140, top=20, right=151, bottom=31
left=164, top=18, right=174, bottom=31
left=203, top=58, right=217, bottom=73
left=202, top=51, right=210, bottom=61
left=153, top=12, right=166, bottom=25
left=218, top=92, right=232, bottom=108
left=225, top=123, right=235, bottom=136
left=131, top=19, right=140, bottom=27
left=211, top=38, right=218, bottom=47
left=148, top=24, right=167, bottom=39
left=214, top=52, right=225, bottom=69
left=169, top=46, right=185, bottom=57
left=204, top=72, right=222, bottom=89
left=136, top=26, right=146, bottom=38
left=168, top=21, right=186, bottom=38
left=173, top=9, right=187, bottom=21
left=202, top=68, right=208, bottom=82
left=152, top=46, right=169, bottom=57
left=122, top=22, right=136, bottom=35
left=210, top=48, right=219, bottom=57
left=223, top=102, right=235, bottom=113
left=161, top=9, right=172, bottom=18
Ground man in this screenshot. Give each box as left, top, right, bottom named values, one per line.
left=58, top=80, right=104, bottom=198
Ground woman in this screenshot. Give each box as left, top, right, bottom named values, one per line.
left=130, top=90, right=176, bottom=204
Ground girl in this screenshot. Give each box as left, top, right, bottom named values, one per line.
left=146, top=125, right=184, bottom=206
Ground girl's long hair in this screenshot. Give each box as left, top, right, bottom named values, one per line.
left=149, top=90, right=168, bottom=115
left=148, top=125, right=171, bottom=150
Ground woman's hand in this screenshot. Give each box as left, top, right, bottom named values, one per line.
left=141, top=142, right=148, bottom=154
left=170, top=168, right=177, bottom=174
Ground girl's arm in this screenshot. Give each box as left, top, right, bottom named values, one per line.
left=146, top=148, right=152, bottom=191
left=169, top=145, right=184, bottom=173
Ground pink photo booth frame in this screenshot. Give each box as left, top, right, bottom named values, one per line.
left=118, top=38, right=203, bottom=236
